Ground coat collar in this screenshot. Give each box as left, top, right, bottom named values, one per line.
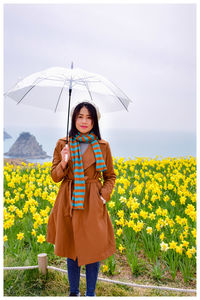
left=59, top=137, right=106, bottom=171
left=60, top=137, right=107, bottom=144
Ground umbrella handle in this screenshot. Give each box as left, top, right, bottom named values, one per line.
left=66, top=88, right=72, bottom=145
left=66, top=62, right=73, bottom=144
left=64, top=145, right=69, bottom=162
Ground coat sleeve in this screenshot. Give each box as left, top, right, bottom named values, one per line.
left=100, top=142, right=116, bottom=202
left=51, top=140, right=69, bottom=183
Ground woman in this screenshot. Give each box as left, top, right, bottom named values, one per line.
left=46, top=101, right=116, bottom=296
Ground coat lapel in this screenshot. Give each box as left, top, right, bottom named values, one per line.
left=82, top=143, right=95, bottom=170
left=81, top=139, right=107, bottom=170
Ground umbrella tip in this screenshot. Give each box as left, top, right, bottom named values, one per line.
left=71, top=62, right=74, bottom=69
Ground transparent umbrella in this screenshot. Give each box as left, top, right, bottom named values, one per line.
left=5, top=62, right=132, bottom=144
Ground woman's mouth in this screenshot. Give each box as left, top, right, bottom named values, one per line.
left=80, top=125, right=87, bottom=128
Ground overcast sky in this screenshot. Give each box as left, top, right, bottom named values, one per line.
left=3, top=3, right=196, bottom=132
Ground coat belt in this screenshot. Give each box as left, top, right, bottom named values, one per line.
left=64, top=177, right=101, bottom=217
left=64, top=177, right=100, bottom=183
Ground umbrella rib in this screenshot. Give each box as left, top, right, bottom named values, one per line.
left=100, top=80, right=131, bottom=111
left=54, top=78, right=68, bottom=113
left=73, top=78, right=101, bottom=85
left=71, top=79, right=104, bottom=92
left=13, top=75, right=74, bottom=106
left=4, top=77, right=24, bottom=96
left=16, top=78, right=43, bottom=105
left=16, top=76, right=68, bottom=105
left=15, top=76, right=64, bottom=104
left=108, top=78, right=133, bottom=106
left=72, top=77, right=131, bottom=110
left=72, top=75, right=94, bottom=82
left=71, top=75, right=101, bottom=86
left=81, top=79, right=94, bottom=101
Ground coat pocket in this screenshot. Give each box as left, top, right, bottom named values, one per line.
left=97, top=192, right=104, bottom=208
left=95, top=183, right=104, bottom=209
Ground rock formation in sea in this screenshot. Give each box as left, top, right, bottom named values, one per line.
left=4, top=132, right=50, bottom=159
left=4, top=130, right=12, bottom=140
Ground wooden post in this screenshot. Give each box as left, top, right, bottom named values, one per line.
left=38, top=253, right=47, bottom=275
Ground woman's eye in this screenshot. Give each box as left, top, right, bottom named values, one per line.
left=77, top=115, right=91, bottom=120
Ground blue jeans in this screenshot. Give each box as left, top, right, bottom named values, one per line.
left=67, top=258, right=100, bottom=296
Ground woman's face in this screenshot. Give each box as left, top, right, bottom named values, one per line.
left=75, top=106, right=94, bottom=134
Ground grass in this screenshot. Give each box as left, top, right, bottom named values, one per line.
left=4, top=250, right=196, bottom=297
left=4, top=268, right=196, bottom=297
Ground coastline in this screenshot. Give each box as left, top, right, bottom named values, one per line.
left=4, top=158, right=30, bottom=166
left=4, top=127, right=196, bottom=160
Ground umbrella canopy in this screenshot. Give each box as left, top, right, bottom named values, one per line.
left=5, top=64, right=132, bottom=143
left=5, top=65, right=132, bottom=113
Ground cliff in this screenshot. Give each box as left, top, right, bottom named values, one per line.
left=4, top=130, right=12, bottom=140
left=4, top=132, right=50, bottom=159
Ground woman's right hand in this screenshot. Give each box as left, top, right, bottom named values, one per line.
left=61, top=144, right=70, bottom=169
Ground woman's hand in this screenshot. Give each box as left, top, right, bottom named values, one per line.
left=100, top=195, right=106, bottom=204
left=61, top=144, right=70, bottom=169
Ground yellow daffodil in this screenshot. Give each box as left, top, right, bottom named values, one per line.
left=160, top=232, right=165, bottom=241
left=17, top=232, right=24, bottom=240
left=102, top=265, right=109, bottom=273
left=176, top=245, right=183, bottom=255
left=3, top=235, right=8, bottom=242
left=169, top=240, right=177, bottom=249
left=119, top=196, right=127, bottom=203
left=31, top=229, right=36, bottom=236
left=117, top=210, right=124, bottom=218
left=119, top=244, right=125, bottom=253
left=163, top=195, right=170, bottom=202
left=130, top=212, right=138, bottom=219
left=191, top=228, right=196, bottom=238
left=181, top=240, right=189, bottom=248
left=160, top=242, right=169, bottom=251
left=116, top=228, right=123, bottom=236
left=190, top=246, right=196, bottom=254
left=171, top=200, right=175, bottom=206
left=37, top=234, right=45, bottom=243
left=108, top=201, right=115, bottom=208
left=139, top=209, right=148, bottom=219
left=186, top=249, right=192, bottom=258
left=146, top=227, right=153, bottom=235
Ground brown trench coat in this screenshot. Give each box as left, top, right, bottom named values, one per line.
left=46, top=137, right=116, bottom=266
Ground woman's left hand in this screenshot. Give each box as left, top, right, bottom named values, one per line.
left=100, top=195, right=106, bottom=204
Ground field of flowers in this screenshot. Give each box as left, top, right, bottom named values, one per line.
left=3, top=155, right=196, bottom=283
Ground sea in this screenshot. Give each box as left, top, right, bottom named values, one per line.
left=4, top=126, right=196, bottom=164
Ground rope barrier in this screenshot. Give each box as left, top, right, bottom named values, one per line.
left=4, top=265, right=38, bottom=270
left=3, top=254, right=196, bottom=294
left=48, top=266, right=195, bottom=293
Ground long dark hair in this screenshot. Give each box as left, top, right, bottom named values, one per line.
left=69, top=102, right=101, bottom=140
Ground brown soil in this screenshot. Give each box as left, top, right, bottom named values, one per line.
left=4, top=158, right=30, bottom=166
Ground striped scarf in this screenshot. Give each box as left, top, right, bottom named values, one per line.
left=70, top=132, right=107, bottom=209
